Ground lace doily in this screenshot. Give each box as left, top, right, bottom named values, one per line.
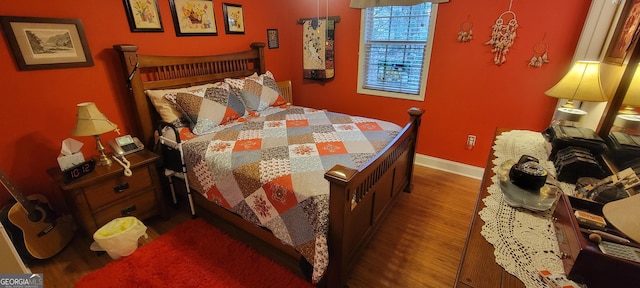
left=479, top=130, right=575, bottom=288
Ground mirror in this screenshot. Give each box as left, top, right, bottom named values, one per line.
left=597, top=50, right=640, bottom=138
left=597, top=0, right=640, bottom=138
left=571, top=0, right=640, bottom=171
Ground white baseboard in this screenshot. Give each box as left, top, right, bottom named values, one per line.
left=414, top=153, right=484, bottom=180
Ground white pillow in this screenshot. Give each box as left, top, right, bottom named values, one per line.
left=145, top=83, right=217, bottom=126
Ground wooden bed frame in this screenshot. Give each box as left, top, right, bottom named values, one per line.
left=113, top=42, right=424, bottom=287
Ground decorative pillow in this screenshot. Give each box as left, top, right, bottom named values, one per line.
left=174, top=83, right=247, bottom=135
left=163, top=81, right=225, bottom=104
left=145, top=83, right=216, bottom=127
left=225, top=71, right=287, bottom=111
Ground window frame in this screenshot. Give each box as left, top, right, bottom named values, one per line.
left=356, top=3, right=439, bottom=101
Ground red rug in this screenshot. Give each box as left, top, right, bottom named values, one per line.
left=75, top=218, right=313, bottom=288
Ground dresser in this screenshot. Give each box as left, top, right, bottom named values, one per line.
left=49, top=149, right=166, bottom=236
left=456, top=128, right=640, bottom=288
left=455, top=129, right=527, bottom=288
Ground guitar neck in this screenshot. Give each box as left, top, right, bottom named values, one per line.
left=0, top=169, right=36, bottom=214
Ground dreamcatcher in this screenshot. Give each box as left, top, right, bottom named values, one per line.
left=528, top=34, right=549, bottom=68
left=485, top=1, right=518, bottom=66
left=457, top=16, right=473, bottom=43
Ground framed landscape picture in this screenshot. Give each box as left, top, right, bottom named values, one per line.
left=169, top=0, right=217, bottom=36
left=0, top=16, right=94, bottom=70
left=123, top=0, right=164, bottom=32
left=604, top=0, right=640, bottom=65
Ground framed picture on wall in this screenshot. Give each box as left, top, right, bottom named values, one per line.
left=169, top=0, right=217, bottom=36
left=0, top=16, right=94, bottom=71
left=223, top=3, right=245, bottom=34
left=122, top=0, right=164, bottom=32
left=267, top=29, right=279, bottom=49
left=604, top=0, right=640, bottom=65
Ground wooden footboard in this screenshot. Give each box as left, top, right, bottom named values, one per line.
left=324, top=107, right=423, bottom=287
left=113, top=43, right=424, bottom=287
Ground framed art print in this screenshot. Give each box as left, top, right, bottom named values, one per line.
left=223, top=3, right=245, bottom=34
left=0, top=16, right=94, bottom=70
left=123, top=0, right=164, bottom=32
left=604, top=0, right=640, bottom=65
left=267, top=29, right=279, bottom=49
left=169, top=0, right=217, bottom=36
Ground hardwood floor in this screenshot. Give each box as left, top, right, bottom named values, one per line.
left=348, top=166, right=480, bottom=288
left=27, top=165, right=481, bottom=288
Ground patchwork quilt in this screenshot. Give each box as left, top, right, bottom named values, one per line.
left=179, top=106, right=401, bottom=283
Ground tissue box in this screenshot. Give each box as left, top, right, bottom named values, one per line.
left=57, top=152, right=85, bottom=171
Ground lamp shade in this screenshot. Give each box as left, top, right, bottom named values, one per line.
left=623, top=65, right=640, bottom=107
left=545, top=61, right=608, bottom=105
left=71, top=102, right=118, bottom=136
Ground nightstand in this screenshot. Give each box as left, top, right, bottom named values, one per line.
left=48, top=149, right=166, bottom=237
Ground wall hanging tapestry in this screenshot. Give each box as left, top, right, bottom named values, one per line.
left=485, top=1, right=518, bottom=66
left=299, top=17, right=339, bottom=80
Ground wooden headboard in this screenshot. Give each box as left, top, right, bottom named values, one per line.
left=113, top=42, right=266, bottom=147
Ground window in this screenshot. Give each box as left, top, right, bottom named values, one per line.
left=357, top=3, right=437, bottom=101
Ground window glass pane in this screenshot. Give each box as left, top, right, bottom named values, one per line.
left=408, top=20, right=428, bottom=40
left=411, top=4, right=429, bottom=15
left=371, top=18, right=390, bottom=40
left=362, top=3, right=431, bottom=95
left=373, top=6, right=391, bottom=17
left=392, top=6, right=411, bottom=16
left=390, top=17, right=410, bottom=41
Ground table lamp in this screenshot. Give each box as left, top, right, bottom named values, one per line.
left=71, top=102, right=118, bottom=166
left=607, top=65, right=640, bottom=134
left=619, top=65, right=640, bottom=115
left=545, top=61, right=608, bottom=125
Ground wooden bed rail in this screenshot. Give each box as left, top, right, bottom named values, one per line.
left=324, top=107, right=424, bottom=287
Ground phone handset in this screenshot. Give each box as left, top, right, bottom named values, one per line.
left=111, top=153, right=132, bottom=177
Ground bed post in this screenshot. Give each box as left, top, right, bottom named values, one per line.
left=113, top=44, right=155, bottom=148
left=324, top=166, right=357, bottom=288
left=404, top=107, right=424, bottom=192
left=250, top=42, right=266, bottom=75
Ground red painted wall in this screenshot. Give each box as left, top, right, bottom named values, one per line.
left=0, top=0, right=591, bottom=208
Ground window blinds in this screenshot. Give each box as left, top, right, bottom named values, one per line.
left=361, top=4, right=431, bottom=95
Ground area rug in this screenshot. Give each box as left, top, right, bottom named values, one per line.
left=75, top=218, right=313, bottom=288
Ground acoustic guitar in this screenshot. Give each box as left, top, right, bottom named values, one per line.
left=0, top=169, right=75, bottom=262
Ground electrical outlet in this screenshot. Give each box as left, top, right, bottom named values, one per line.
left=467, top=135, right=476, bottom=147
